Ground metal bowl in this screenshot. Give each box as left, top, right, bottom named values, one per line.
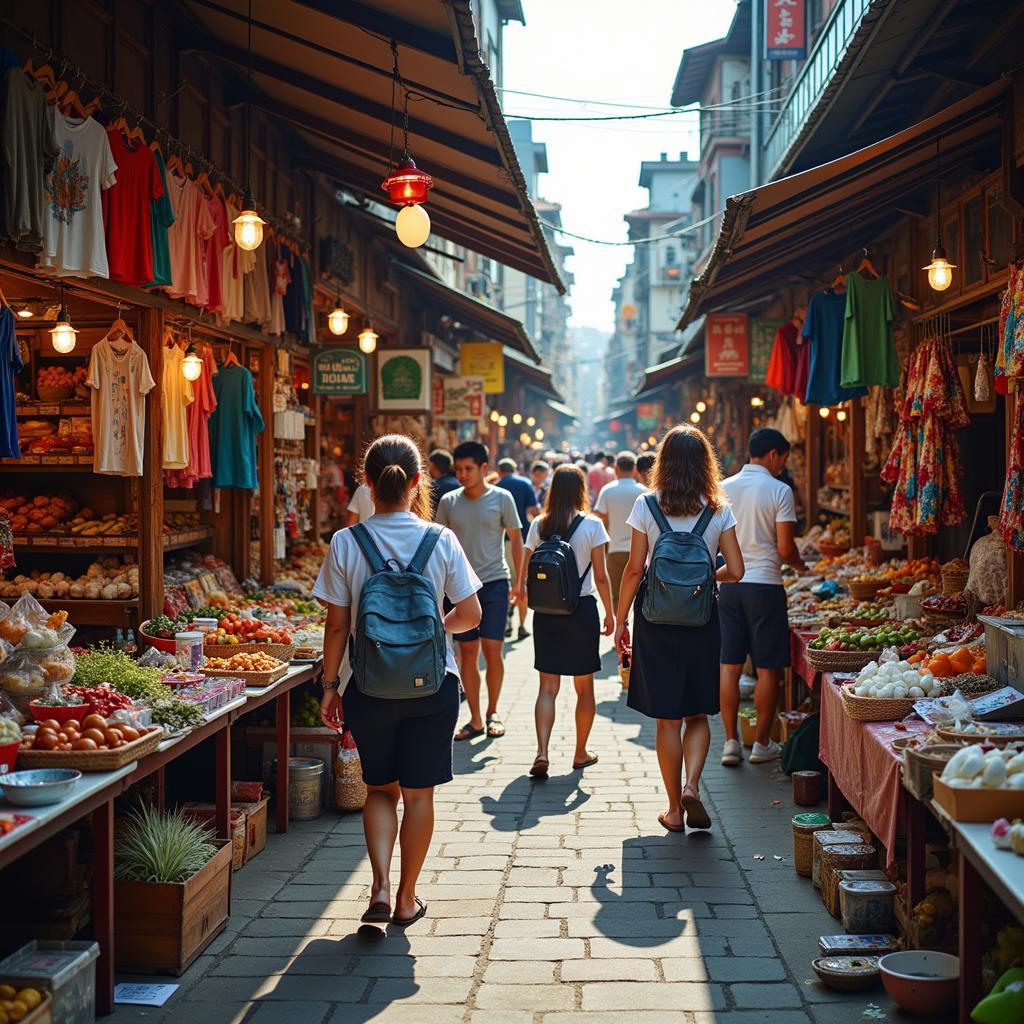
left=0, top=769, right=82, bottom=806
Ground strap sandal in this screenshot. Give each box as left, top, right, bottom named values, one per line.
left=391, top=896, right=428, bottom=927
left=454, top=723, right=485, bottom=741
left=486, top=715, right=506, bottom=738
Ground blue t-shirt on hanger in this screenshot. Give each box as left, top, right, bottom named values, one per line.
left=802, top=288, right=868, bottom=407
left=209, top=362, right=264, bottom=489
left=0, top=306, right=23, bottom=459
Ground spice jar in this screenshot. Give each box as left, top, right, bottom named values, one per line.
left=174, top=631, right=204, bottom=672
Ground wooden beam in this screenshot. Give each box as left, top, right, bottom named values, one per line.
left=258, top=346, right=275, bottom=584
left=138, top=307, right=165, bottom=621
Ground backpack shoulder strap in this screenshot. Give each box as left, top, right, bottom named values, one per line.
left=407, top=523, right=443, bottom=575
left=563, top=514, right=585, bottom=542
left=690, top=504, right=716, bottom=538
left=644, top=494, right=673, bottom=535
left=351, top=523, right=388, bottom=575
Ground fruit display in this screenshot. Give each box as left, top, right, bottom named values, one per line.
left=0, top=717, right=21, bottom=744
left=19, top=715, right=156, bottom=752
left=839, top=602, right=894, bottom=623
left=853, top=659, right=941, bottom=698
left=0, top=983, right=43, bottom=1022
left=203, top=652, right=285, bottom=673
left=809, top=624, right=921, bottom=652
left=60, top=685, right=134, bottom=717
left=1, top=493, right=79, bottom=534
left=273, top=541, right=328, bottom=592
left=922, top=594, right=967, bottom=616
left=908, top=647, right=987, bottom=678
left=0, top=558, right=139, bottom=600
left=292, top=692, right=323, bottom=727
left=37, top=364, right=85, bottom=392
left=205, top=614, right=293, bottom=646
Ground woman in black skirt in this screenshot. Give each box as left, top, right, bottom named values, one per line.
left=614, top=425, right=744, bottom=831
left=514, top=464, right=613, bottom=778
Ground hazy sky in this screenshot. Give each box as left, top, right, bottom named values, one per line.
left=503, top=0, right=736, bottom=333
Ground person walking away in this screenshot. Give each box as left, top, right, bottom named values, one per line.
left=436, top=442, right=524, bottom=739
left=515, top=464, right=613, bottom=778
left=719, top=428, right=806, bottom=766
left=428, top=448, right=459, bottom=514
left=496, top=457, right=539, bottom=641
left=614, top=425, right=744, bottom=832
left=346, top=482, right=375, bottom=526
left=530, top=460, right=552, bottom=509
left=316, top=435, right=482, bottom=927
left=594, top=451, right=646, bottom=608
left=635, top=453, right=655, bottom=488
left=587, top=452, right=614, bottom=504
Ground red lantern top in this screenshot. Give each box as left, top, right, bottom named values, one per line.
left=381, top=158, right=433, bottom=206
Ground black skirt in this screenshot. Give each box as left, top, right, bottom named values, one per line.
left=627, top=576, right=721, bottom=720
left=533, top=595, right=602, bottom=676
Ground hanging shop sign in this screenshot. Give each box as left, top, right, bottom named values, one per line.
left=765, top=0, right=807, bottom=60
left=749, top=318, right=784, bottom=385
left=433, top=375, right=446, bottom=417
left=460, top=342, right=505, bottom=394
left=636, top=402, right=663, bottom=431
left=706, top=313, right=750, bottom=377
left=441, top=376, right=486, bottom=420
left=312, top=348, right=368, bottom=395
left=376, top=348, right=432, bottom=411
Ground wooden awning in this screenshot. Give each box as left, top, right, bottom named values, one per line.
left=679, top=81, right=1007, bottom=329
left=181, top=0, right=563, bottom=289
left=504, top=346, right=563, bottom=400
left=635, top=350, right=703, bottom=397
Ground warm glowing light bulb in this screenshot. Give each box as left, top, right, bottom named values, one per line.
left=695, top=400, right=707, bottom=413
left=526, top=416, right=536, bottom=427
left=300, top=381, right=310, bottom=390
left=182, top=347, right=203, bottom=381
left=512, top=413, right=523, bottom=425
left=750, top=396, right=764, bottom=408
left=50, top=308, right=77, bottom=353
left=15, top=305, right=33, bottom=319
left=925, top=256, right=954, bottom=291
left=328, top=304, right=349, bottom=336
left=819, top=407, right=831, bottom=418
left=490, top=410, right=500, bottom=423
left=535, top=428, right=544, bottom=440
left=648, top=436, right=656, bottom=445
left=358, top=322, right=378, bottom=354
left=689, top=412, right=700, bottom=423
left=498, top=415, right=508, bottom=427
left=395, top=204, right=431, bottom=248
left=520, top=432, right=531, bottom=445
left=836, top=409, right=848, bottom=422
left=233, top=205, right=265, bottom=252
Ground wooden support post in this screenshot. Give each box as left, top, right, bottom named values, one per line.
left=155, top=765, right=166, bottom=811
left=849, top=398, right=866, bottom=543
left=259, top=346, right=276, bottom=583
left=958, top=854, right=984, bottom=1022
left=138, top=308, right=165, bottom=621
left=806, top=405, right=821, bottom=522
left=91, top=800, right=115, bottom=1017
left=906, top=795, right=927, bottom=917
left=215, top=726, right=231, bottom=841
left=275, top=691, right=290, bottom=833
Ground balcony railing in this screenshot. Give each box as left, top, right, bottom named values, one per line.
left=762, top=0, right=873, bottom=180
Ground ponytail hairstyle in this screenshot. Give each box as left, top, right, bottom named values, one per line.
left=538, top=464, right=589, bottom=541
left=362, top=434, right=431, bottom=520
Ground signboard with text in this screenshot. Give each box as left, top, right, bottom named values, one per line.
left=749, top=318, right=784, bottom=385
left=765, top=0, right=806, bottom=60
left=311, top=348, right=367, bottom=396
left=705, top=314, right=750, bottom=377
left=636, top=402, right=663, bottom=432
left=376, top=348, right=432, bottom=411
left=460, top=342, right=505, bottom=394
left=440, top=376, right=486, bottom=420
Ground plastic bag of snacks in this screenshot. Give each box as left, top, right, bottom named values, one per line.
left=334, top=730, right=366, bottom=811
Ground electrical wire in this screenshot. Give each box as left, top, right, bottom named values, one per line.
left=538, top=210, right=721, bottom=247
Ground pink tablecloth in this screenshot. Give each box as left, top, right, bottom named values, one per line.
left=790, top=629, right=820, bottom=686
left=818, top=674, right=931, bottom=866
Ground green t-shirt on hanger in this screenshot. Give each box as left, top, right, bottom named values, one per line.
left=840, top=272, right=900, bottom=389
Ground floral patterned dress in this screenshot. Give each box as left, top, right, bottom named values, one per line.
left=1001, top=391, right=1024, bottom=552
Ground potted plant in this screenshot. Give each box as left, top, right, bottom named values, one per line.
left=113, top=805, right=232, bottom=975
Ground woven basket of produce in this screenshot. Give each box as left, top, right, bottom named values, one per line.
left=849, top=580, right=885, bottom=601
left=806, top=649, right=877, bottom=672
left=202, top=652, right=289, bottom=688
left=840, top=684, right=917, bottom=722
left=938, top=673, right=1000, bottom=697
left=941, top=559, right=970, bottom=595
left=817, top=542, right=851, bottom=558
left=203, top=642, right=295, bottom=662
left=17, top=724, right=163, bottom=770
left=922, top=609, right=966, bottom=625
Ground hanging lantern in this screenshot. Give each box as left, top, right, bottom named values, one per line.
left=696, top=400, right=707, bottom=413
left=498, top=415, right=508, bottom=428
left=836, top=409, right=848, bottom=422
left=49, top=286, right=77, bottom=353
left=819, top=407, right=831, bottom=418
left=489, top=409, right=500, bottom=423
left=526, top=416, right=536, bottom=427
left=327, top=296, right=349, bottom=336
left=358, top=320, right=378, bottom=355
left=923, top=138, right=955, bottom=292
left=394, top=204, right=431, bottom=248
left=689, top=411, right=700, bottom=424
left=15, top=303, right=34, bottom=319
left=512, top=413, right=523, bottom=425
left=182, top=344, right=204, bottom=382
left=382, top=158, right=433, bottom=206
left=233, top=190, right=266, bottom=252
left=534, top=428, right=544, bottom=441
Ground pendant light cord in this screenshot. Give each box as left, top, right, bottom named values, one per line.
left=934, top=138, right=942, bottom=249
left=245, top=0, right=253, bottom=195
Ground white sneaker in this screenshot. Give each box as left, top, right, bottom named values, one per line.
left=749, top=739, right=782, bottom=764
left=721, top=739, right=743, bottom=766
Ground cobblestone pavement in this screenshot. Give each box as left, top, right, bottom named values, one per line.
left=112, top=636, right=908, bottom=1024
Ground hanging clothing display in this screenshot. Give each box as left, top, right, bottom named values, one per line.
left=840, top=272, right=900, bottom=389
left=160, top=341, right=194, bottom=470
left=864, top=386, right=896, bottom=462
left=0, top=305, right=23, bottom=459
left=769, top=395, right=806, bottom=447
left=765, top=318, right=809, bottom=398
left=218, top=199, right=254, bottom=323
left=167, top=348, right=217, bottom=489
left=1001, top=391, right=1024, bottom=552
left=202, top=191, right=230, bottom=313
left=209, top=362, right=264, bottom=489
left=269, top=243, right=290, bottom=336
left=146, top=148, right=175, bottom=288
left=102, top=128, right=162, bottom=286
left=881, top=334, right=968, bottom=535
left=282, top=246, right=304, bottom=334
left=802, top=289, right=867, bottom=406
left=38, top=111, right=118, bottom=278
left=165, top=170, right=214, bottom=304
left=243, top=236, right=273, bottom=326
left=86, top=333, right=157, bottom=476
left=997, top=261, right=1024, bottom=389
left=1, top=68, right=58, bottom=252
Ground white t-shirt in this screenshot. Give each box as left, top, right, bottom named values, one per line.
left=626, top=491, right=737, bottom=567
left=594, top=477, right=647, bottom=553
left=161, top=344, right=194, bottom=470
left=38, top=111, right=117, bottom=278
left=721, top=463, right=797, bottom=586
left=312, top=512, right=482, bottom=683
left=347, top=483, right=375, bottom=523
left=525, top=513, right=610, bottom=599
left=87, top=336, right=156, bottom=476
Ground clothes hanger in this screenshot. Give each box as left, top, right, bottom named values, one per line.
left=109, top=303, right=134, bottom=342
left=831, top=265, right=847, bottom=293
left=856, top=249, right=880, bottom=279
left=224, top=345, right=240, bottom=367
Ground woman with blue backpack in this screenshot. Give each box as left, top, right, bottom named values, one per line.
left=614, top=425, right=745, bottom=832
left=514, top=464, right=614, bottom=779
left=315, top=435, right=483, bottom=928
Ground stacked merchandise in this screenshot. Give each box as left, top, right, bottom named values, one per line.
left=997, top=263, right=1024, bottom=551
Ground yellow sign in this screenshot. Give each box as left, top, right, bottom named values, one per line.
left=460, top=342, right=504, bottom=394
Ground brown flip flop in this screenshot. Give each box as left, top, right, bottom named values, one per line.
left=360, top=900, right=392, bottom=924
left=658, top=812, right=685, bottom=834
left=529, top=757, right=550, bottom=778
left=391, top=896, right=428, bottom=927
left=454, top=723, right=484, bottom=742
left=573, top=754, right=599, bottom=770
left=682, top=795, right=712, bottom=830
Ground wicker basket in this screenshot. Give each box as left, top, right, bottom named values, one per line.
left=203, top=663, right=289, bottom=688
left=805, top=648, right=877, bottom=672
left=941, top=566, right=970, bottom=595
left=901, top=743, right=964, bottom=802
left=335, top=753, right=367, bottom=812
left=849, top=580, right=885, bottom=601
left=203, top=642, right=295, bottom=662
left=36, top=385, right=74, bottom=401
left=792, top=813, right=831, bottom=878
left=936, top=725, right=1024, bottom=747
left=839, top=684, right=916, bottom=722
left=922, top=607, right=966, bottom=625
left=817, top=542, right=851, bottom=558
left=821, top=843, right=877, bottom=917
left=17, top=725, right=163, bottom=770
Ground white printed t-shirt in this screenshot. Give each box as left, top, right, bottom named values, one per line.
left=626, top=492, right=737, bottom=566
left=524, top=514, right=609, bottom=599
left=347, top=483, right=375, bottom=523
left=312, top=512, right=482, bottom=684
left=87, top=336, right=156, bottom=476
left=38, top=111, right=117, bottom=278
left=721, top=463, right=797, bottom=585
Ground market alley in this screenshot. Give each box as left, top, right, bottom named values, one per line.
left=109, top=635, right=899, bottom=1024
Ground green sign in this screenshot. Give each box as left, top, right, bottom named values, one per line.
left=312, top=348, right=367, bottom=395
left=749, top=318, right=784, bottom=385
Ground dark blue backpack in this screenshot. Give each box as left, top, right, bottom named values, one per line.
left=526, top=514, right=589, bottom=616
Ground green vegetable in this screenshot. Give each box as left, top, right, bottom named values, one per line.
left=150, top=699, right=206, bottom=732
left=73, top=645, right=172, bottom=702
left=114, top=805, right=218, bottom=883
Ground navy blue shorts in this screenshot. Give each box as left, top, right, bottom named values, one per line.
left=454, top=578, right=509, bottom=643
left=342, top=673, right=460, bottom=788
left=719, top=582, right=791, bottom=670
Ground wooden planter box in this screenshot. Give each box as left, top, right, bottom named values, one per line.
left=114, top=840, right=232, bottom=975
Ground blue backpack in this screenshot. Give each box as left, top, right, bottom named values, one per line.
left=349, top=523, right=446, bottom=699
left=641, top=496, right=717, bottom=627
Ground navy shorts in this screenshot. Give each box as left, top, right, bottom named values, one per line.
left=342, top=673, right=460, bottom=788
left=719, top=582, right=791, bottom=670
left=453, top=578, right=509, bottom=643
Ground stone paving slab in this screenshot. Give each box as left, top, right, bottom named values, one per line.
left=107, top=634, right=902, bottom=1023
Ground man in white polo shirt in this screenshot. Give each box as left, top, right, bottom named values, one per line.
left=720, top=428, right=806, bottom=766
left=594, top=451, right=646, bottom=607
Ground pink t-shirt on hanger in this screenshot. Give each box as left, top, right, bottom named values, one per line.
left=165, top=171, right=214, bottom=304
left=165, top=348, right=217, bottom=489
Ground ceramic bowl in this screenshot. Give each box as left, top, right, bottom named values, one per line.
left=812, top=955, right=880, bottom=991
left=0, top=768, right=82, bottom=806
left=878, top=950, right=959, bottom=1015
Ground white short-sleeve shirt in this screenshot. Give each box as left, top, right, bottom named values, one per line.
left=524, top=513, right=610, bottom=599
left=594, top=477, right=647, bottom=553
left=721, top=464, right=797, bottom=585
left=347, top=483, right=375, bottom=523
left=626, top=492, right=737, bottom=566
left=312, top=512, right=482, bottom=683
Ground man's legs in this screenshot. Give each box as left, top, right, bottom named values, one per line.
left=753, top=668, right=781, bottom=747
left=719, top=663, right=744, bottom=742
left=456, top=638, right=483, bottom=735
left=607, top=551, right=628, bottom=608
left=481, top=637, right=505, bottom=733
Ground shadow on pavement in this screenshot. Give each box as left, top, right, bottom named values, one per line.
left=479, top=774, right=590, bottom=831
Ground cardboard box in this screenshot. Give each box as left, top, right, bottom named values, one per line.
left=932, top=775, right=1024, bottom=822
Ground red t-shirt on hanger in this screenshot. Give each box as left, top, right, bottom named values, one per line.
left=765, top=319, right=809, bottom=399
left=102, top=128, right=162, bottom=286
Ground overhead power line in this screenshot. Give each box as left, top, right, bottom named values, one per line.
left=538, top=210, right=721, bottom=247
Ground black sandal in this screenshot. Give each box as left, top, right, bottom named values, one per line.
left=360, top=900, right=392, bottom=924
left=391, top=896, right=428, bottom=927
left=454, top=723, right=485, bottom=741
left=529, top=757, right=550, bottom=778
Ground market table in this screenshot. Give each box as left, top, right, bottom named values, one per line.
left=790, top=628, right=821, bottom=692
